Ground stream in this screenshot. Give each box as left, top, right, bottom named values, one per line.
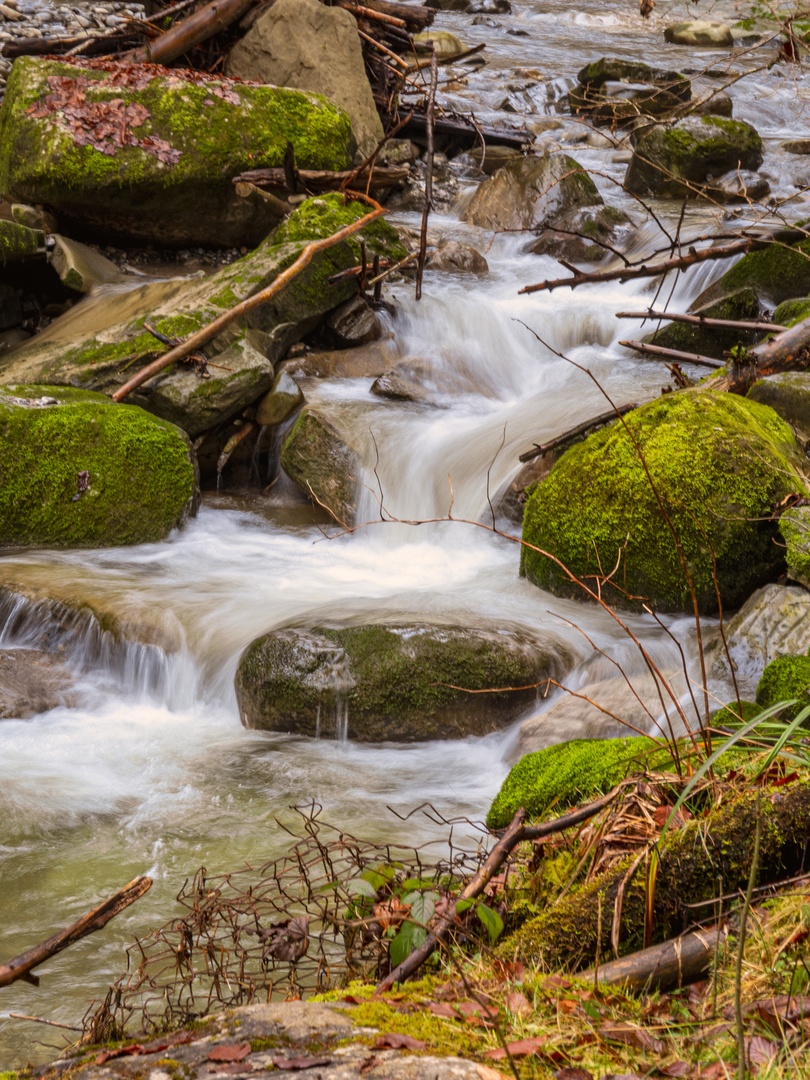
left=3, top=0, right=810, bottom=1066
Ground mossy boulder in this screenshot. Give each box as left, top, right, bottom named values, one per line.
left=280, top=407, right=361, bottom=524
left=0, top=219, right=44, bottom=266
left=756, top=654, right=810, bottom=721
left=779, top=505, right=810, bottom=588
left=487, top=736, right=672, bottom=830
left=0, top=385, right=197, bottom=548
left=461, top=153, right=603, bottom=233
left=625, top=116, right=763, bottom=199
left=710, top=699, right=762, bottom=727
left=577, top=58, right=690, bottom=97
left=520, top=390, right=809, bottom=614
left=0, top=196, right=404, bottom=437
left=638, top=288, right=763, bottom=360
left=0, top=56, right=356, bottom=248
left=691, top=238, right=810, bottom=310
left=235, top=623, right=573, bottom=741
left=748, top=371, right=810, bottom=440
left=773, top=297, right=810, bottom=327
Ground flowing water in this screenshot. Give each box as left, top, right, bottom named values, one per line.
left=3, top=0, right=810, bottom=1065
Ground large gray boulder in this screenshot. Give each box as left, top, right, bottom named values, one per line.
left=0, top=56, right=356, bottom=248
left=235, top=623, right=575, bottom=741
left=226, top=0, right=383, bottom=161
left=461, top=153, right=603, bottom=232
left=625, top=117, right=763, bottom=199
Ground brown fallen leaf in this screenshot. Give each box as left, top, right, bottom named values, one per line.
left=754, top=993, right=810, bottom=1034
left=359, top=1056, right=382, bottom=1074
left=553, top=1069, right=594, bottom=1080
left=745, top=1035, right=779, bottom=1071
left=456, top=1001, right=499, bottom=1019
left=599, top=1022, right=664, bottom=1054
left=698, top=1063, right=729, bottom=1079
left=429, top=1001, right=458, bottom=1018
left=486, top=1036, right=548, bottom=1061
left=659, top=1061, right=691, bottom=1077
left=209, top=1065, right=255, bottom=1076
left=208, top=1043, right=252, bottom=1062
left=95, top=1044, right=145, bottom=1064
left=505, top=990, right=532, bottom=1018
left=477, top=1066, right=512, bottom=1080
left=272, top=1057, right=332, bottom=1071
left=374, top=1033, right=427, bottom=1050
left=257, top=915, right=310, bottom=963
left=374, top=896, right=411, bottom=932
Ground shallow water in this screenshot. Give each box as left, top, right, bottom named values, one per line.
left=1, top=0, right=805, bottom=1064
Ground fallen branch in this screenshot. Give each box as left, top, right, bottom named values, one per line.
left=519, top=403, right=639, bottom=463
left=702, top=310, right=810, bottom=393
left=0, top=876, right=152, bottom=989
left=1, top=30, right=135, bottom=57
left=343, top=0, right=434, bottom=28
left=336, top=0, right=407, bottom=29
left=233, top=164, right=409, bottom=194
left=376, top=788, right=619, bottom=992
left=620, top=340, right=724, bottom=369
left=617, top=310, right=787, bottom=334
left=582, top=926, right=724, bottom=992
left=406, top=43, right=486, bottom=72
left=113, top=197, right=386, bottom=402
left=415, top=50, right=438, bottom=302
left=124, top=0, right=254, bottom=65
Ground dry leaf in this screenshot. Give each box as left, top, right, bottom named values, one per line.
left=486, top=1036, right=548, bottom=1060
left=428, top=1001, right=458, bottom=1018
left=476, top=1066, right=512, bottom=1080
left=660, top=1061, right=691, bottom=1077
left=272, top=1056, right=331, bottom=1071
left=599, top=1022, right=664, bottom=1053
left=505, top=990, right=532, bottom=1017
left=553, top=1069, right=594, bottom=1080
left=257, top=915, right=309, bottom=963
left=374, top=896, right=411, bottom=932
left=208, top=1043, right=252, bottom=1062
left=698, top=1064, right=728, bottom=1079
left=745, top=1035, right=779, bottom=1071
left=374, top=1033, right=427, bottom=1050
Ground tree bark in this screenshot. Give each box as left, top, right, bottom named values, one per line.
left=582, top=927, right=723, bottom=992
left=124, top=0, right=255, bottom=64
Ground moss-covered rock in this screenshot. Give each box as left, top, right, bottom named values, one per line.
left=779, top=505, right=810, bottom=588
left=638, top=288, right=763, bottom=360
left=520, top=390, right=809, bottom=614
left=577, top=58, right=690, bottom=96
left=0, top=218, right=44, bottom=266
left=487, top=736, right=672, bottom=830
left=0, top=385, right=197, bottom=547
left=756, top=654, right=810, bottom=720
left=0, top=56, right=356, bottom=247
left=0, top=196, right=404, bottom=437
left=235, top=623, right=573, bottom=741
left=461, top=153, right=603, bottom=233
left=528, top=204, right=634, bottom=262
left=280, top=407, right=360, bottom=524
left=709, top=699, right=762, bottom=727
left=625, top=116, right=763, bottom=199
left=773, top=297, right=810, bottom=327
left=691, top=238, right=810, bottom=310
left=748, top=371, right=810, bottom=439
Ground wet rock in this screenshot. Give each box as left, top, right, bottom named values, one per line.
left=0, top=648, right=74, bottom=719
left=467, top=0, right=511, bottom=11
left=625, top=116, right=763, bottom=199
left=664, top=20, right=733, bottom=46
left=0, top=196, right=405, bottom=437
left=528, top=204, right=634, bottom=263
left=783, top=138, right=810, bottom=155
left=710, top=169, right=770, bottom=203
left=255, top=369, right=304, bottom=427
left=386, top=152, right=460, bottom=213
left=638, top=287, right=764, bottom=360
left=0, top=384, right=197, bottom=548
left=371, top=356, right=480, bottom=404
left=569, top=81, right=687, bottom=123
left=0, top=56, right=356, bottom=248
left=0, top=218, right=43, bottom=265
left=378, top=138, right=421, bottom=166
left=425, top=0, right=469, bottom=9
left=690, top=235, right=810, bottom=309
left=225, top=0, right=382, bottom=161
left=577, top=57, right=690, bottom=95
left=507, top=670, right=686, bottom=763
left=706, top=583, right=810, bottom=696
left=49, top=234, right=124, bottom=293
left=412, top=30, right=467, bottom=57
left=495, top=454, right=552, bottom=523
left=280, top=407, right=360, bottom=524
left=461, top=153, right=602, bottom=232
left=10, top=201, right=56, bottom=232
left=426, top=239, right=489, bottom=274
left=326, top=295, right=382, bottom=347
left=521, top=390, right=809, bottom=614
left=0, top=327, right=29, bottom=352
left=235, top=623, right=573, bottom=741
left=690, top=89, right=733, bottom=117
left=773, top=297, right=810, bottom=326
left=747, top=371, right=810, bottom=439
left=779, top=505, right=810, bottom=589
left=467, top=144, right=522, bottom=175
left=0, top=282, right=20, bottom=328
left=282, top=340, right=398, bottom=380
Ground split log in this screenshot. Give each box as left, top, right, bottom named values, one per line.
left=113, top=198, right=386, bottom=402
left=233, top=165, right=409, bottom=194
left=620, top=340, right=724, bottom=369
left=702, top=312, right=810, bottom=393
left=519, top=403, right=639, bottom=464
left=0, top=876, right=152, bottom=989
left=124, top=0, right=255, bottom=64
left=617, top=310, right=787, bottom=334
left=583, top=927, right=724, bottom=992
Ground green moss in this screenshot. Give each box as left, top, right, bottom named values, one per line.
left=779, top=506, right=810, bottom=585
left=707, top=240, right=810, bottom=307
left=0, top=219, right=42, bottom=265
left=272, top=195, right=407, bottom=262
left=756, top=655, right=810, bottom=721
left=773, top=297, right=810, bottom=327
left=710, top=699, right=763, bottom=728
left=640, top=289, right=762, bottom=360
left=0, top=385, right=196, bottom=547
left=520, top=390, right=808, bottom=614
left=487, top=737, right=671, bottom=830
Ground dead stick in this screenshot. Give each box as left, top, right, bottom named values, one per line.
left=0, top=876, right=152, bottom=989
left=407, top=42, right=486, bottom=72
left=113, top=198, right=385, bottom=402
left=519, top=402, right=639, bottom=463
left=336, top=0, right=407, bottom=28
left=375, top=788, right=618, bottom=993
left=620, top=339, right=724, bottom=369
left=616, top=310, right=787, bottom=333
left=357, top=27, right=409, bottom=67
left=415, top=50, right=438, bottom=302
left=123, top=0, right=254, bottom=65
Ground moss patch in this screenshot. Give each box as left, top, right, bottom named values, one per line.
left=756, top=655, right=810, bottom=721
left=520, top=389, right=809, bottom=614
left=709, top=699, right=763, bottom=728
left=696, top=239, right=810, bottom=308
left=0, top=219, right=42, bottom=266
left=773, top=297, right=810, bottom=327
left=639, top=288, right=762, bottom=360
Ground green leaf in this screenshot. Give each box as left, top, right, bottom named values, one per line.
left=402, top=891, right=438, bottom=927
left=362, top=864, right=395, bottom=891
left=389, top=921, right=427, bottom=968
left=401, top=877, right=439, bottom=892
left=347, top=878, right=378, bottom=898
left=455, top=898, right=474, bottom=915
left=476, top=902, right=504, bottom=944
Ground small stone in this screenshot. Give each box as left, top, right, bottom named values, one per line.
left=11, top=202, right=57, bottom=232
left=664, top=20, right=734, bottom=47
left=783, top=138, right=810, bottom=155
left=427, top=239, right=488, bottom=274
left=326, top=295, right=382, bottom=347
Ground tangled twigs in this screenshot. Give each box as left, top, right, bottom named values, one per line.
left=113, top=196, right=386, bottom=402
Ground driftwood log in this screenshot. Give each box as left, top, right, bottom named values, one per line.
left=702, top=314, right=810, bottom=393
left=124, top=0, right=255, bottom=64
left=617, top=310, right=787, bottom=334
left=0, top=876, right=152, bottom=989
left=620, top=340, right=724, bottom=369
left=582, top=927, right=724, bottom=992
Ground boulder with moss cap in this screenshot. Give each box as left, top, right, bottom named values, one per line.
left=0, top=385, right=197, bottom=548
left=0, top=56, right=357, bottom=248
left=520, top=390, right=810, bottom=614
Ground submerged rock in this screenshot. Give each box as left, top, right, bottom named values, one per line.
left=521, top=390, right=809, bottom=614
left=0, top=385, right=197, bottom=547
left=427, top=239, right=489, bottom=274
left=461, top=153, right=602, bottom=232
left=0, top=196, right=404, bottom=437
left=0, top=56, right=356, bottom=247
left=280, top=407, right=361, bottom=524
left=225, top=0, right=383, bottom=160
left=235, top=623, right=573, bottom=741
left=625, top=117, right=763, bottom=199
left=664, top=20, right=733, bottom=46
left=0, top=648, right=74, bottom=719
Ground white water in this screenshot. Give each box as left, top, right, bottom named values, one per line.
left=3, top=0, right=808, bottom=1064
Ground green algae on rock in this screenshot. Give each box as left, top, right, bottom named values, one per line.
left=0, top=218, right=43, bottom=266
left=520, top=390, right=809, bottom=614
left=756, top=654, right=810, bottom=721
left=487, top=736, right=671, bottom=830
left=0, top=56, right=356, bottom=247
left=625, top=116, right=762, bottom=199
left=235, top=624, right=573, bottom=741
left=691, top=238, right=810, bottom=310
left=0, top=385, right=197, bottom=548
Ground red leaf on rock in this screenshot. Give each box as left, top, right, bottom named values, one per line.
left=272, top=1057, right=331, bottom=1071
left=486, top=1036, right=548, bottom=1060
left=374, top=1033, right=427, bottom=1050
left=599, top=1022, right=664, bottom=1053
left=208, top=1043, right=252, bottom=1062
